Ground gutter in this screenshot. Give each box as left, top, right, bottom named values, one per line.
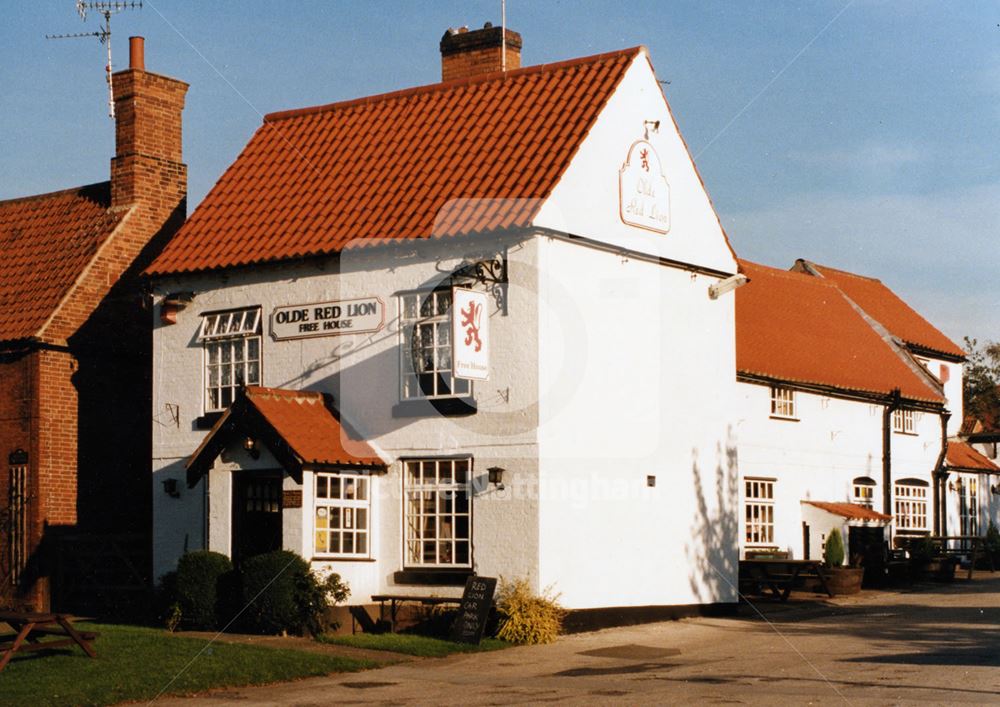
left=882, top=388, right=902, bottom=520
left=931, top=411, right=951, bottom=536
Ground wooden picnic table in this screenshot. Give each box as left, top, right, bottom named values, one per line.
left=0, top=610, right=97, bottom=672
left=739, top=559, right=833, bottom=602
left=370, top=594, right=464, bottom=633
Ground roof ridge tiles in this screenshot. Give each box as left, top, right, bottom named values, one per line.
left=0, top=180, right=110, bottom=207
left=264, top=46, right=643, bottom=124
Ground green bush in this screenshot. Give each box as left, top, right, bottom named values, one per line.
left=987, top=522, right=1000, bottom=559
left=824, top=528, right=845, bottom=567
left=239, top=551, right=349, bottom=636
left=495, top=577, right=566, bottom=645
left=175, top=551, right=234, bottom=630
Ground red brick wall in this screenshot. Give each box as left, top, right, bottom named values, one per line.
left=442, top=45, right=521, bottom=82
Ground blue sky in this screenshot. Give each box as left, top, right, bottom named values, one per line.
left=3, top=1, right=997, bottom=344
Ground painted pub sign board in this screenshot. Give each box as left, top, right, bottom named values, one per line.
left=619, top=139, right=671, bottom=233
left=270, top=297, right=385, bottom=341
left=450, top=576, right=498, bottom=644
left=452, top=287, right=490, bottom=381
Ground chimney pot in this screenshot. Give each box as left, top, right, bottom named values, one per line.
left=129, top=36, right=145, bottom=71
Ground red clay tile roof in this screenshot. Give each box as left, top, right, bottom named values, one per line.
left=797, top=261, right=964, bottom=359
left=147, top=47, right=642, bottom=276
left=0, top=183, right=127, bottom=343
left=736, top=260, right=944, bottom=403
left=186, top=386, right=385, bottom=485
left=803, top=501, right=892, bottom=522
left=243, top=386, right=384, bottom=467
left=945, top=440, right=999, bottom=472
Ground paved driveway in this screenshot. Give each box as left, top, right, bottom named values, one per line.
left=156, top=575, right=1000, bottom=705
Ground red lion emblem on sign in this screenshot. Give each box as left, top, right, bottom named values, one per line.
left=460, top=299, right=483, bottom=352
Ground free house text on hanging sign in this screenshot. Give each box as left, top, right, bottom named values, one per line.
left=269, top=297, right=385, bottom=341
left=451, top=287, right=489, bottom=381
left=619, top=139, right=671, bottom=233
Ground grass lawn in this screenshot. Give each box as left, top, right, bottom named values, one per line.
left=319, top=632, right=510, bottom=657
left=0, top=622, right=375, bottom=706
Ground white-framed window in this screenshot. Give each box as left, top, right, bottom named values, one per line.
left=894, top=480, right=928, bottom=531
left=959, top=477, right=978, bottom=538
left=770, top=387, right=796, bottom=419
left=853, top=477, right=876, bottom=509
left=314, top=472, right=370, bottom=558
left=198, top=308, right=262, bottom=412
left=399, top=290, right=472, bottom=401
left=892, top=408, right=915, bottom=434
left=403, top=458, right=471, bottom=567
left=745, top=478, right=775, bottom=545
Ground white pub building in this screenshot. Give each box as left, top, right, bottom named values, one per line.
left=147, top=27, right=743, bottom=617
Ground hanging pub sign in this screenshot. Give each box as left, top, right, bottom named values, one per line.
left=452, top=287, right=489, bottom=381
left=619, top=139, right=671, bottom=233
left=270, top=297, right=385, bottom=341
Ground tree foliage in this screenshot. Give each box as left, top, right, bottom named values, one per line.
left=963, top=337, right=1000, bottom=429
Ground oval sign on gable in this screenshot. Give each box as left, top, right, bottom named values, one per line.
left=619, top=140, right=671, bottom=234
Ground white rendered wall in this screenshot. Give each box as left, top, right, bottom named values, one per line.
left=152, top=233, right=542, bottom=599
left=736, top=382, right=943, bottom=558
left=532, top=49, right=736, bottom=275
left=536, top=235, right=739, bottom=609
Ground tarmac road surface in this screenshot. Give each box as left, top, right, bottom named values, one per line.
left=153, top=575, right=1000, bottom=705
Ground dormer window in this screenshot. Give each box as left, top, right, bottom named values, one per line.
left=770, top=387, right=796, bottom=420
left=892, top=408, right=915, bottom=434
left=199, top=308, right=262, bottom=412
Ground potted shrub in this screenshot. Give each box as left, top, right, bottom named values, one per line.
left=823, top=528, right=863, bottom=595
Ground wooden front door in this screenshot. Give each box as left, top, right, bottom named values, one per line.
left=233, top=473, right=283, bottom=564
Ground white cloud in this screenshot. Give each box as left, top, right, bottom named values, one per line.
left=722, top=183, right=1000, bottom=344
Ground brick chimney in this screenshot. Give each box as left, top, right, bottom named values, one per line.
left=110, top=36, right=188, bottom=215
left=440, top=23, right=522, bottom=82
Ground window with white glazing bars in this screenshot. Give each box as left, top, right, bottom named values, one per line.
left=745, top=478, right=775, bottom=545
left=199, top=308, right=262, bottom=412
left=399, top=291, right=471, bottom=400
left=404, top=459, right=471, bottom=567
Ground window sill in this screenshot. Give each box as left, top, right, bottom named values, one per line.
left=393, top=569, right=474, bottom=586
left=892, top=430, right=918, bottom=436
left=769, top=415, right=799, bottom=422
left=311, top=556, right=376, bottom=563
left=392, top=397, right=477, bottom=418
left=195, top=412, right=224, bottom=429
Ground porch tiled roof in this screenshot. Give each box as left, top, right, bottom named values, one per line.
left=945, top=440, right=999, bottom=472
left=797, top=260, right=965, bottom=359
left=147, top=47, right=642, bottom=276
left=186, top=386, right=385, bottom=485
left=244, top=386, right=384, bottom=468
left=736, top=260, right=944, bottom=403
left=803, top=501, right=892, bottom=522
left=0, top=182, right=127, bottom=343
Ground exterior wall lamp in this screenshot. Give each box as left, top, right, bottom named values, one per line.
left=708, top=273, right=749, bottom=300
left=162, top=478, right=180, bottom=498
left=487, top=466, right=506, bottom=490
left=244, top=436, right=260, bottom=460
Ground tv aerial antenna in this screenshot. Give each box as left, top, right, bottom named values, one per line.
left=46, top=1, right=143, bottom=119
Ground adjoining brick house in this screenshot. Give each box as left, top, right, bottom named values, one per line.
left=0, top=38, right=187, bottom=611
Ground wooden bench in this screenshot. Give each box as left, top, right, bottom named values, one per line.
left=738, top=559, right=832, bottom=601
left=370, top=594, right=464, bottom=633
left=0, top=611, right=97, bottom=672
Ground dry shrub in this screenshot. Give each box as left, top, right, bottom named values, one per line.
left=495, top=577, right=566, bottom=645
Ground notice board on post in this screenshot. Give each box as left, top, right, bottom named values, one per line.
left=450, top=575, right=497, bottom=644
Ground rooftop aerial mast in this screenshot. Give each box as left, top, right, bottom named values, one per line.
left=46, top=1, right=143, bottom=119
